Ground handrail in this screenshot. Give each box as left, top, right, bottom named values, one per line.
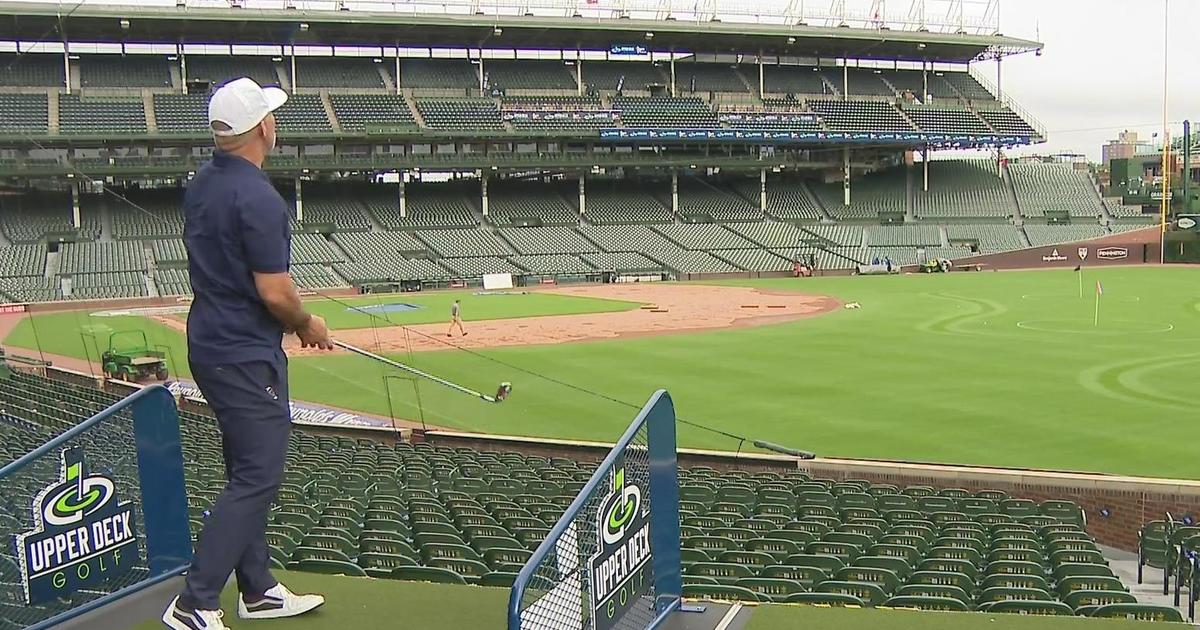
left=968, top=64, right=1048, bottom=141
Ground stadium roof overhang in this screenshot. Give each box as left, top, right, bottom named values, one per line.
left=0, top=2, right=1041, bottom=63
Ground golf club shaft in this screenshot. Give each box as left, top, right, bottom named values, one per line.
left=333, top=340, right=493, bottom=402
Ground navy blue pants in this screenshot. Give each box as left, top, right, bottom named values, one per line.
left=180, top=358, right=291, bottom=610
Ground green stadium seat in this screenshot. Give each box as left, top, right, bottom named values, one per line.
left=980, top=573, right=1050, bottom=592
left=815, top=580, right=888, bottom=606
left=734, top=577, right=807, bottom=602
left=984, top=599, right=1072, bottom=616
left=358, top=552, right=418, bottom=578
left=833, top=567, right=900, bottom=594
left=894, top=583, right=972, bottom=606
left=976, top=586, right=1054, bottom=605
left=783, top=592, right=866, bottom=607
left=760, top=565, right=828, bottom=589
left=906, top=571, right=975, bottom=594
left=292, top=559, right=367, bottom=577
left=1061, top=589, right=1137, bottom=611
left=478, top=572, right=519, bottom=588
left=884, top=595, right=970, bottom=612
left=1090, top=603, right=1183, bottom=622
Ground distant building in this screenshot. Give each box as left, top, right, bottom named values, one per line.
left=1102, top=130, right=1153, bottom=164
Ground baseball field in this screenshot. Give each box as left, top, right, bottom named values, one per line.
left=5, top=266, right=1198, bottom=480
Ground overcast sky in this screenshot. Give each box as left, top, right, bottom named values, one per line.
left=997, top=0, right=1191, bottom=160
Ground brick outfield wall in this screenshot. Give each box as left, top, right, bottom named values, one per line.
left=425, top=431, right=1200, bottom=553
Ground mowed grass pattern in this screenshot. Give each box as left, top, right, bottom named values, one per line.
left=7, top=267, right=1200, bottom=478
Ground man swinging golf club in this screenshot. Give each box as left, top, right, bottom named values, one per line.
left=162, top=78, right=332, bottom=630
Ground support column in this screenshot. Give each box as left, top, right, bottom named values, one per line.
left=843, top=148, right=851, bottom=206
left=289, top=42, right=297, bottom=90
left=71, top=181, right=81, bottom=229
left=399, top=176, right=407, bottom=218
left=757, top=50, right=764, bottom=96
left=578, top=174, right=586, bottom=217
left=480, top=172, right=489, bottom=217
left=294, top=177, right=304, bottom=223
left=921, top=60, right=928, bottom=101
left=996, top=56, right=1002, bottom=101
left=179, top=43, right=187, bottom=88
left=759, top=168, right=767, bottom=213
left=842, top=60, right=848, bottom=99
left=669, top=52, right=677, bottom=97
left=478, top=51, right=486, bottom=93
left=62, top=42, right=71, bottom=94
left=576, top=52, right=584, bottom=96
left=395, top=45, right=402, bottom=96
left=922, top=147, right=929, bottom=192
left=671, top=171, right=679, bottom=215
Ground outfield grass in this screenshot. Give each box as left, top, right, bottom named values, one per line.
left=9, top=267, right=1200, bottom=479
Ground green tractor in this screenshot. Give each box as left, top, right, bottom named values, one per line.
left=101, top=331, right=169, bottom=382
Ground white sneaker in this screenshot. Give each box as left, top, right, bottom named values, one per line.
left=161, top=596, right=230, bottom=630
left=238, top=583, right=325, bottom=619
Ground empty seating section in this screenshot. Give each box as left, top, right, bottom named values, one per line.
left=155, top=267, right=191, bottom=296
left=79, top=55, right=171, bottom=88
left=502, top=96, right=614, bottom=130
left=0, top=276, right=60, bottom=302
left=940, top=72, right=994, bottom=101
left=185, top=56, right=280, bottom=87
left=488, top=183, right=578, bottom=226
left=153, top=94, right=208, bottom=134
left=510, top=254, right=593, bottom=275
left=335, top=257, right=448, bottom=284
left=730, top=180, right=822, bottom=220
left=802, top=224, right=865, bottom=247
left=0, top=194, right=89, bottom=241
left=441, top=256, right=524, bottom=277
left=332, top=230, right=427, bottom=261
left=762, top=66, right=833, bottom=95
left=582, top=62, right=667, bottom=91
left=0, top=53, right=64, bottom=87
left=945, top=225, right=1026, bottom=254
left=902, top=107, right=991, bottom=135
left=678, top=179, right=762, bottom=222
left=914, top=161, right=1011, bottom=219
left=713, top=249, right=792, bottom=272
left=807, top=100, right=913, bottom=133
left=69, top=271, right=147, bottom=299
left=651, top=250, right=740, bottom=274
left=416, top=99, right=503, bottom=130
left=111, top=191, right=185, bottom=238
left=726, top=222, right=810, bottom=248
left=274, top=95, right=334, bottom=133
left=580, top=252, right=663, bottom=273
left=613, top=97, right=718, bottom=127
left=886, top=71, right=960, bottom=101
left=579, top=225, right=682, bottom=253
left=1104, top=200, right=1149, bottom=221
left=371, top=184, right=478, bottom=229
left=296, top=58, right=385, bottom=89
left=399, top=59, right=478, bottom=89
left=865, top=225, right=941, bottom=247
left=152, top=238, right=188, bottom=264
left=497, top=227, right=596, bottom=255
left=290, top=264, right=349, bottom=289
left=415, top=230, right=512, bottom=258
left=329, top=94, right=417, bottom=132
left=291, top=233, right=345, bottom=264
left=0, top=244, right=45, bottom=278
left=300, top=189, right=371, bottom=230
left=822, top=68, right=892, bottom=97
left=980, top=110, right=1037, bottom=137
left=1010, top=164, right=1100, bottom=218
left=1023, top=225, right=1107, bottom=247
left=812, top=169, right=907, bottom=220
left=655, top=224, right=756, bottom=250
left=1108, top=223, right=1151, bottom=235
left=585, top=182, right=672, bottom=224
left=0, top=94, right=49, bottom=135
left=58, top=96, right=147, bottom=135
left=674, top=64, right=749, bottom=93
left=58, top=241, right=146, bottom=274
left=486, top=61, right=575, bottom=90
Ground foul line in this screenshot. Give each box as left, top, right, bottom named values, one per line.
left=1015, top=320, right=1174, bottom=334
left=714, top=603, right=743, bottom=630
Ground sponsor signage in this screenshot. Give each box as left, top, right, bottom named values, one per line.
left=0, top=304, right=26, bottom=314
left=16, top=448, right=139, bottom=604
left=609, top=45, right=648, bottom=56
left=1041, top=249, right=1068, bottom=262
left=597, top=128, right=1031, bottom=147
left=1177, top=216, right=1198, bottom=230
left=588, top=463, right=652, bottom=630
left=1078, top=248, right=1088, bottom=260
left=1097, top=247, right=1129, bottom=260
left=166, top=380, right=391, bottom=429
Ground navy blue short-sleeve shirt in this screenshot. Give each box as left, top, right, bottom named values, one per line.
left=184, top=152, right=291, bottom=365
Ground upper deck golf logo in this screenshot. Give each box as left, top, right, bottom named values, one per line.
left=589, top=464, right=653, bottom=630
left=15, top=447, right=139, bottom=604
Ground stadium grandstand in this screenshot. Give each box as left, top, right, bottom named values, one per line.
left=0, top=1, right=1193, bottom=630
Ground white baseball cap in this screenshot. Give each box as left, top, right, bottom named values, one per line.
left=207, top=77, right=288, bottom=137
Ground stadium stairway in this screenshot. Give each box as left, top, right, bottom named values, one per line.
left=320, top=91, right=343, bottom=133
left=47, top=91, right=60, bottom=135
left=1002, top=162, right=1026, bottom=227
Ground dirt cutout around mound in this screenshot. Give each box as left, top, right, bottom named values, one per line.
left=285, top=283, right=840, bottom=357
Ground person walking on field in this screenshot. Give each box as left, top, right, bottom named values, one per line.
left=447, top=299, right=467, bottom=337
left=162, top=77, right=333, bottom=630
